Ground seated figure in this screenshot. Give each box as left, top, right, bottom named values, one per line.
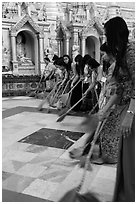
left=17, top=34, right=33, bottom=65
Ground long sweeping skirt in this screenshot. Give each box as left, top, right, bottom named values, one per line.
left=113, top=106, right=135, bottom=202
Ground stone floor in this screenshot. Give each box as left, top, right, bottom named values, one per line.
left=2, top=96, right=117, bottom=202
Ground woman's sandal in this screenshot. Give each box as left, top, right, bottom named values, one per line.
left=91, top=157, right=105, bottom=165
left=91, top=157, right=117, bottom=165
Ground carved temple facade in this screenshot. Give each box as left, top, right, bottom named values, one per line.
left=2, top=2, right=135, bottom=76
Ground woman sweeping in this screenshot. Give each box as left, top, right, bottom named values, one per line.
left=69, top=57, right=101, bottom=159
left=70, top=54, right=83, bottom=112
left=97, top=17, right=135, bottom=201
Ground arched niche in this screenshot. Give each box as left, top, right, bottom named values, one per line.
left=56, top=21, right=71, bottom=56
left=10, top=14, right=45, bottom=75
left=86, top=36, right=100, bottom=61
left=16, top=30, right=35, bottom=66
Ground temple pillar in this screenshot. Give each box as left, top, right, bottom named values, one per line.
left=73, top=30, right=79, bottom=46
left=81, top=36, right=86, bottom=57
left=11, top=34, right=18, bottom=75
left=87, top=8, right=90, bottom=20
left=56, top=38, right=61, bottom=57
left=65, top=37, right=70, bottom=55
left=18, top=3, right=21, bottom=17
left=69, top=10, right=72, bottom=21
left=39, top=33, right=45, bottom=74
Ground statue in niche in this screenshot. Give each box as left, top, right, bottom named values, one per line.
left=21, top=2, right=29, bottom=16
left=16, top=34, right=33, bottom=65
left=2, top=47, right=11, bottom=72
left=72, top=44, right=80, bottom=61
left=29, top=3, right=38, bottom=20
left=38, top=4, right=47, bottom=21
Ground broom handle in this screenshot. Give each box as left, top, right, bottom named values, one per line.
left=67, top=78, right=83, bottom=95
left=35, top=65, right=48, bottom=93
left=35, top=77, right=43, bottom=93
left=54, top=78, right=82, bottom=105
left=38, top=80, right=61, bottom=108
left=61, top=79, right=71, bottom=95
left=88, top=83, right=105, bottom=115
left=61, top=94, right=86, bottom=116
left=50, top=81, right=63, bottom=104
left=46, top=80, right=61, bottom=98
left=77, top=119, right=107, bottom=192
left=53, top=76, right=74, bottom=100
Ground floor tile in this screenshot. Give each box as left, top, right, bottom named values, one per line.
left=89, top=177, right=115, bottom=198
left=7, top=142, right=31, bottom=151
left=26, top=144, right=48, bottom=153
left=49, top=163, right=102, bottom=202
left=30, top=155, right=58, bottom=167
left=95, top=165, right=117, bottom=181
left=16, top=163, right=47, bottom=178
left=2, top=174, right=35, bottom=193
left=2, top=171, right=13, bottom=181
left=37, top=146, right=65, bottom=157
left=39, top=165, right=71, bottom=183
left=23, top=179, right=59, bottom=200
left=2, top=160, right=25, bottom=174
left=48, top=165, right=84, bottom=201
left=95, top=192, right=114, bottom=202
left=3, top=150, right=37, bottom=163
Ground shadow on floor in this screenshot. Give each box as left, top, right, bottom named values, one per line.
left=2, top=189, right=52, bottom=202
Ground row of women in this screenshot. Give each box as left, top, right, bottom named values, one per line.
left=38, top=53, right=101, bottom=113
left=38, top=16, right=135, bottom=202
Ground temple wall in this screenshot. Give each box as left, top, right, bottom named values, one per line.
left=2, top=29, right=11, bottom=71
left=2, top=2, right=135, bottom=96
left=2, top=2, right=135, bottom=74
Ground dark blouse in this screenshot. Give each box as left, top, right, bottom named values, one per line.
left=116, top=41, right=135, bottom=105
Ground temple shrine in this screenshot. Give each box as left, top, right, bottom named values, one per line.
left=2, top=2, right=135, bottom=95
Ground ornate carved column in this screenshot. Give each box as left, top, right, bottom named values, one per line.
left=10, top=33, right=18, bottom=75
left=73, top=30, right=79, bottom=46
left=56, top=38, right=61, bottom=57
left=65, top=36, right=70, bottom=55
left=86, top=5, right=91, bottom=20
left=39, top=33, right=45, bottom=74
left=69, top=9, right=72, bottom=21
left=18, top=3, right=22, bottom=17
left=81, top=36, right=86, bottom=57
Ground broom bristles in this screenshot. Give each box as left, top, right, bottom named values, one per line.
left=59, top=189, right=99, bottom=202
left=56, top=114, right=66, bottom=122
left=79, top=156, right=92, bottom=170
left=58, top=107, right=69, bottom=116
left=28, top=91, right=36, bottom=97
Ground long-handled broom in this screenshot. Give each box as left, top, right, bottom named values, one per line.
left=59, top=121, right=104, bottom=202
left=88, top=86, right=100, bottom=115
left=49, top=81, right=64, bottom=106
left=53, top=79, right=72, bottom=110
left=61, top=78, right=72, bottom=95
left=37, top=80, right=61, bottom=111
left=56, top=78, right=83, bottom=112
left=69, top=90, right=107, bottom=160
left=28, top=65, right=48, bottom=97
left=56, top=93, right=86, bottom=122
left=79, top=118, right=107, bottom=168
left=28, top=75, right=44, bottom=97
